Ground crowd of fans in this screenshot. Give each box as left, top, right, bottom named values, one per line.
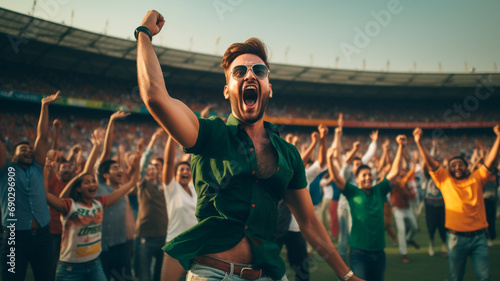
left=0, top=104, right=495, bottom=168
left=2, top=60, right=499, bottom=123
left=0, top=60, right=499, bottom=281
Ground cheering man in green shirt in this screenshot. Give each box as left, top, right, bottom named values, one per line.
left=326, top=135, right=406, bottom=281
left=136, top=10, right=362, bottom=281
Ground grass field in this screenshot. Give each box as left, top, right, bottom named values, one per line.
left=283, top=209, right=500, bottom=281
left=16, top=208, right=500, bottom=281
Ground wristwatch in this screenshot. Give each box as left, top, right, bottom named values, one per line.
left=343, top=270, right=353, bottom=280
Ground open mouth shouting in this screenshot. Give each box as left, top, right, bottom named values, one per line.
left=243, top=84, right=259, bottom=110
left=88, top=187, right=98, bottom=196
left=179, top=174, right=191, bottom=183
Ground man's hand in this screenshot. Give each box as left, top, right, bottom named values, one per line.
left=352, top=141, right=360, bottom=151
left=335, top=127, right=342, bottom=137
left=93, top=128, right=105, bottom=141
left=370, top=130, right=379, bottom=142
left=136, top=138, right=145, bottom=153
left=318, top=124, right=329, bottom=139
left=53, top=119, right=61, bottom=129
left=110, top=110, right=131, bottom=121
left=311, top=132, right=319, bottom=144
left=200, top=105, right=211, bottom=119
left=91, top=132, right=103, bottom=147
left=140, top=10, right=166, bottom=37
left=337, top=112, right=343, bottom=128
left=413, top=127, right=423, bottom=143
left=42, top=90, right=61, bottom=105
left=327, top=147, right=335, bottom=160
left=71, top=145, right=81, bottom=154
left=494, top=124, right=500, bottom=136
left=396, top=135, right=407, bottom=146
left=382, top=138, right=390, bottom=151
left=152, top=128, right=165, bottom=140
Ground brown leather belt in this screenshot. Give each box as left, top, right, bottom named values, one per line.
left=193, top=256, right=264, bottom=280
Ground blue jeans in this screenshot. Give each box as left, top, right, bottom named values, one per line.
left=349, top=249, right=385, bottom=281
left=55, top=257, right=107, bottom=281
left=446, top=231, right=490, bottom=281
left=135, top=237, right=165, bottom=281
left=186, top=264, right=288, bottom=281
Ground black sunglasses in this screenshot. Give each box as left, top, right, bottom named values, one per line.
left=230, top=64, right=270, bottom=80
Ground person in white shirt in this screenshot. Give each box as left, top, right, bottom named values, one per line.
left=160, top=135, right=197, bottom=281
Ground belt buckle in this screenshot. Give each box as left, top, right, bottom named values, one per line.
left=240, top=267, right=261, bottom=279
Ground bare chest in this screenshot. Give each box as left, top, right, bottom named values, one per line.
left=254, top=143, right=277, bottom=179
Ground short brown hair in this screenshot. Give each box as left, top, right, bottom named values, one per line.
left=221, top=38, right=269, bottom=80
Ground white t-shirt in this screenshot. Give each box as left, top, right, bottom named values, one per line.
left=59, top=197, right=105, bottom=263
left=163, top=180, right=197, bottom=242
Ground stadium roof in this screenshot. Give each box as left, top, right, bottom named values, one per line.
left=1, top=7, right=499, bottom=99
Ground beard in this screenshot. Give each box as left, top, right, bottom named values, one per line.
left=228, top=88, right=270, bottom=124
left=450, top=169, right=468, bottom=180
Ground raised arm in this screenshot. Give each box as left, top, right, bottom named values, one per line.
left=60, top=133, right=102, bottom=199
left=200, top=104, right=211, bottom=119
left=128, top=138, right=145, bottom=178
left=331, top=124, right=343, bottom=168
left=301, top=132, right=319, bottom=165
left=51, top=119, right=61, bottom=150
left=377, top=139, right=390, bottom=173
left=140, top=128, right=164, bottom=178
left=413, top=128, right=439, bottom=171
left=327, top=147, right=346, bottom=190
left=83, top=132, right=103, bottom=175
left=99, top=111, right=130, bottom=164
left=137, top=10, right=199, bottom=148
left=67, top=144, right=80, bottom=168
left=34, top=91, right=61, bottom=166
left=430, top=138, right=439, bottom=157
left=45, top=149, right=58, bottom=182
left=470, top=155, right=484, bottom=172
left=106, top=149, right=142, bottom=207
left=344, top=141, right=360, bottom=165
left=318, top=124, right=329, bottom=168
left=386, top=135, right=406, bottom=182
left=361, top=130, right=378, bottom=164
left=44, top=158, right=66, bottom=213
left=484, top=125, right=500, bottom=169
left=162, top=135, right=177, bottom=185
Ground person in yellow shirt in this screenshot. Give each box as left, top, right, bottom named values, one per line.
left=413, top=125, right=500, bottom=281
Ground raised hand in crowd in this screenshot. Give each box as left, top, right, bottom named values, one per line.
left=34, top=90, right=62, bottom=167
left=200, top=104, right=212, bottom=119
left=301, top=131, right=319, bottom=165
left=52, top=118, right=62, bottom=150
left=100, top=110, right=131, bottom=164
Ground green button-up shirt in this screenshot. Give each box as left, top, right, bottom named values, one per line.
left=163, top=114, right=307, bottom=279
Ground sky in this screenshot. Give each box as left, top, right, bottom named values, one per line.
left=2, top=0, right=500, bottom=73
